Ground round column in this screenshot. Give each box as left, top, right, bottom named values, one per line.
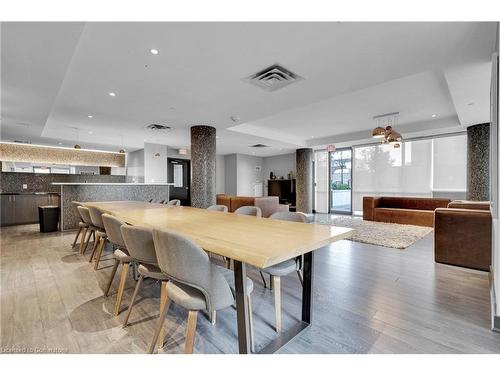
left=467, top=123, right=490, bottom=201
left=190, top=125, right=216, bottom=208
left=296, top=148, right=313, bottom=213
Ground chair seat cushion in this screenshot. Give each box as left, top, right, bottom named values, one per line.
left=262, top=258, right=298, bottom=276
left=113, top=248, right=133, bottom=262
left=138, top=263, right=168, bottom=280
left=166, top=281, right=207, bottom=310
left=218, top=266, right=254, bottom=295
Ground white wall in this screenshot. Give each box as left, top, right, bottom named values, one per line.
left=262, top=153, right=296, bottom=196
left=237, top=154, right=263, bottom=196
left=126, top=149, right=144, bottom=182
left=216, top=155, right=225, bottom=194
left=144, top=143, right=168, bottom=183
left=493, top=23, right=500, bottom=325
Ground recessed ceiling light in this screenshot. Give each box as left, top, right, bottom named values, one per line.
left=88, top=131, right=93, bottom=135
left=310, top=136, right=315, bottom=138
left=109, top=92, right=116, bottom=97
left=150, top=48, right=159, bottom=55
left=216, top=136, right=220, bottom=139
left=58, top=142, right=63, bottom=145
left=87, top=115, right=93, bottom=118
left=468, top=102, right=474, bottom=106
left=431, top=114, right=437, bottom=118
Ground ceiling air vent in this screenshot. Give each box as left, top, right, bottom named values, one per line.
left=244, top=64, right=303, bottom=92
left=250, top=144, right=269, bottom=148
left=145, top=124, right=172, bottom=131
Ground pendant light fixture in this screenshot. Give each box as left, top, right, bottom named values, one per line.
left=73, top=127, right=81, bottom=149
left=371, top=112, right=402, bottom=148
left=119, top=134, right=125, bottom=154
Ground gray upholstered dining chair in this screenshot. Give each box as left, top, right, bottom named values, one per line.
left=207, top=204, right=228, bottom=212
left=260, top=211, right=308, bottom=333
left=76, top=206, right=96, bottom=254
left=234, top=205, right=262, bottom=217
left=102, top=214, right=134, bottom=316
left=88, top=206, right=109, bottom=270
left=149, top=228, right=255, bottom=354
left=71, top=201, right=89, bottom=250
left=165, top=199, right=181, bottom=206
left=120, top=225, right=168, bottom=334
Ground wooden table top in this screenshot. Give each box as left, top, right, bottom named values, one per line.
left=84, top=201, right=354, bottom=268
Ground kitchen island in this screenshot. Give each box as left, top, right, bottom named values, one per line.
left=53, top=182, right=172, bottom=230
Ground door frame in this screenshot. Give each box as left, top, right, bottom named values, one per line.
left=167, top=157, right=191, bottom=206
left=328, top=147, right=353, bottom=215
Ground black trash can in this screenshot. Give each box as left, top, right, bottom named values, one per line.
left=38, top=205, right=59, bottom=232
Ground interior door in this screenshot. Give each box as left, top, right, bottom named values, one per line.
left=167, top=158, right=191, bottom=206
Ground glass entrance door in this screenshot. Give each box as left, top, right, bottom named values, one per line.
left=330, top=148, right=352, bottom=213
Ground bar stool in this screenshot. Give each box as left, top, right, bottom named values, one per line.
left=149, top=228, right=254, bottom=354
left=71, top=201, right=88, bottom=249
left=102, top=214, right=134, bottom=316
left=260, top=211, right=307, bottom=333
left=88, top=206, right=108, bottom=270
left=76, top=206, right=96, bottom=255
left=120, top=225, right=169, bottom=333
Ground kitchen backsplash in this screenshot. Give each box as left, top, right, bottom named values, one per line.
left=0, top=172, right=126, bottom=193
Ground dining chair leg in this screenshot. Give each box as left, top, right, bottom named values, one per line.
left=210, top=310, right=216, bottom=325
left=79, top=228, right=88, bottom=254
left=113, top=262, right=130, bottom=316
left=92, top=230, right=96, bottom=243
left=94, top=237, right=106, bottom=270
left=148, top=282, right=170, bottom=354
left=158, top=281, right=168, bottom=348
left=104, top=259, right=120, bottom=297
left=72, top=227, right=82, bottom=249
left=247, top=295, right=255, bottom=352
left=297, top=270, right=303, bottom=287
left=184, top=310, right=198, bottom=354
left=82, top=229, right=94, bottom=254
left=272, top=275, right=281, bottom=333
left=88, top=232, right=99, bottom=260
left=259, top=271, right=267, bottom=288
left=122, top=274, right=144, bottom=327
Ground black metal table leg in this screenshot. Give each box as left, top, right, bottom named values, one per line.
left=258, top=250, right=314, bottom=354
left=233, top=260, right=251, bottom=354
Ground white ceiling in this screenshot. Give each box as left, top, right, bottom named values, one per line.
left=1, top=22, right=497, bottom=157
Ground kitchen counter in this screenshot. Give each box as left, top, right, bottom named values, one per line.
left=1, top=192, right=60, bottom=195
left=55, top=182, right=172, bottom=230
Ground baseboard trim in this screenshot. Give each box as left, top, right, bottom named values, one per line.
left=490, top=267, right=500, bottom=332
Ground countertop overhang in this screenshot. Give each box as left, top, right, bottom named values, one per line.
left=52, top=182, right=174, bottom=186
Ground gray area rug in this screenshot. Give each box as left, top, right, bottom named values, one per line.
left=315, top=215, right=433, bottom=249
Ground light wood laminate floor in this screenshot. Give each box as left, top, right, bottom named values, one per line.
left=1, top=221, right=499, bottom=354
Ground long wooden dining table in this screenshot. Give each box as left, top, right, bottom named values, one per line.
left=84, top=201, right=354, bottom=354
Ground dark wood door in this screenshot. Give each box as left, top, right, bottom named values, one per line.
left=167, top=158, right=191, bottom=206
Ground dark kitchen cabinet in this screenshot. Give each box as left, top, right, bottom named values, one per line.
left=0, top=194, right=60, bottom=226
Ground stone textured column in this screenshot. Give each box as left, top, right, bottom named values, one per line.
left=467, top=123, right=490, bottom=201
left=296, top=148, right=313, bottom=213
left=191, top=126, right=216, bottom=208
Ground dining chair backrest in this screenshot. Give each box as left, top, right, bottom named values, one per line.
left=88, top=206, right=105, bottom=229
left=207, top=204, right=228, bottom=212
left=269, top=211, right=307, bottom=223
left=120, top=225, right=158, bottom=265
left=234, top=205, right=262, bottom=218
left=77, top=206, right=92, bottom=225
left=102, top=214, right=127, bottom=248
left=71, top=201, right=84, bottom=219
left=152, top=228, right=234, bottom=312
left=165, top=199, right=181, bottom=206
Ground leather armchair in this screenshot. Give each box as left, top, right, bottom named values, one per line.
left=434, top=201, right=492, bottom=271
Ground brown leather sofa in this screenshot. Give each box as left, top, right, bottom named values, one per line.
left=216, top=194, right=289, bottom=218
left=363, top=196, right=451, bottom=227
left=434, top=201, right=491, bottom=271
